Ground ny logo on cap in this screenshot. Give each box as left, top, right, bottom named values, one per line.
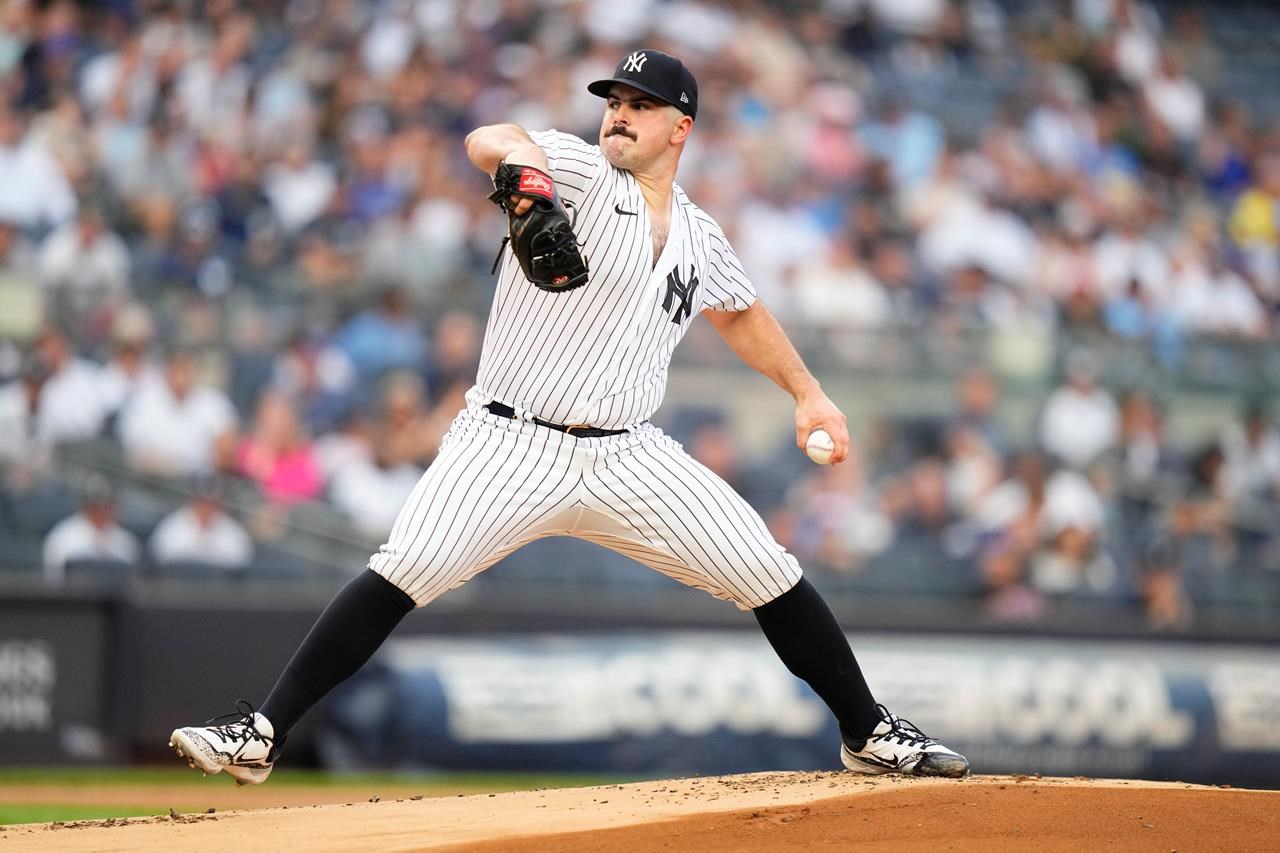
left=624, top=51, right=648, bottom=73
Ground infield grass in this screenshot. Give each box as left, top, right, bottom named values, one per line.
left=0, top=768, right=636, bottom=825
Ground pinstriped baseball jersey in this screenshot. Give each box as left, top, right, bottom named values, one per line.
left=367, top=127, right=803, bottom=611
left=476, top=130, right=756, bottom=431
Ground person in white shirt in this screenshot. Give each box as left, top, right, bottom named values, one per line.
left=96, top=304, right=163, bottom=421
left=0, top=356, right=51, bottom=480
left=37, top=200, right=132, bottom=313
left=0, top=105, right=76, bottom=230
left=33, top=325, right=108, bottom=444
left=1142, top=53, right=1205, bottom=143
left=150, top=477, right=253, bottom=569
left=791, top=241, right=891, bottom=331
left=119, top=347, right=238, bottom=476
left=1038, top=348, right=1119, bottom=469
left=328, top=441, right=423, bottom=540
left=43, top=476, right=140, bottom=585
left=1218, top=403, right=1280, bottom=502
left=263, top=141, right=336, bottom=233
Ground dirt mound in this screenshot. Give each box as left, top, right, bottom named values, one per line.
left=2, top=773, right=1276, bottom=852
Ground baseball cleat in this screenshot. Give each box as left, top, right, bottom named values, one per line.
left=169, top=700, right=277, bottom=786
left=840, top=704, right=969, bottom=778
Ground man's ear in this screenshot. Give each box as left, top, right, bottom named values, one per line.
left=670, top=113, right=693, bottom=145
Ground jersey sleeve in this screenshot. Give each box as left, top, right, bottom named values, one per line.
left=702, top=224, right=758, bottom=312
left=528, top=129, right=603, bottom=209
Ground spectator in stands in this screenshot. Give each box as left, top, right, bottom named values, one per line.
left=1028, top=468, right=1116, bottom=598
left=1113, top=389, right=1175, bottom=490
left=787, top=445, right=893, bottom=573
left=42, top=474, right=139, bottom=585
left=32, top=324, right=107, bottom=444
left=881, top=456, right=957, bottom=546
left=867, top=239, right=925, bottom=324
left=173, top=11, right=254, bottom=135
left=1195, top=101, right=1251, bottom=199
left=857, top=95, right=944, bottom=191
left=313, top=407, right=376, bottom=484
left=944, top=424, right=1003, bottom=522
left=37, top=197, right=131, bottom=321
left=333, top=284, right=427, bottom=381
left=0, top=214, right=41, bottom=341
left=1091, top=210, right=1169, bottom=307
left=683, top=411, right=752, bottom=498
left=1141, top=52, right=1206, bottom=143
left=1168, top=443, right=1235, bottom=575
left=1218, top=401, right=1280, bottom=503
left=96, top=303, right=160, bottom=424
left=0, top=354, right=52, bottom=485
left=235, top=389, right=323, bottom=505
left=1038, top=348, right=1119, bottom=469
left=790, top=240, right=891, bottom=331
left=424, top=310, right=481, bottom=399
left=377, top=371, right=450, bottom=467
left=0, top=103, right=76, bottom=230
left=328, top=437, right=422, bottom=540
left=149, top=475, right=253, bottom=570
left=118, top=347, right=237, bottom=476
left=1165, top=6, right=1220, bottom=88
left=214, top=151, right=271, bottom=250
left=1102, top=277, right=1182, bottom=366
left=1138, top=536, right=1192, bottom=630
left=950, top=367, right=1010, bottom=458
left=271, top=330, right=356, bottom=435
left=1170, top=248, right=1268, bottom=339
left=1229, top=155, right=1280, bottom=299
left=263, top=140, right=336, bottom=234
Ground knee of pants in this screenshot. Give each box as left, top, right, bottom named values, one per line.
left=367, top=546, right=479, bottom=608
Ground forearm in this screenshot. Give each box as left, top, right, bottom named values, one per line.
left=708, top=301, right=821, bottom=402
left=464, top=123, right=547, bottom=175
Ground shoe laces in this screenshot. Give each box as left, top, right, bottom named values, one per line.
left=873, top=704, right=937, bottom=749
left=205, top=699, right=273, bottom=748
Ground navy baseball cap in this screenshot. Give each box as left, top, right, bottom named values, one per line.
left=588, top=49, right=698, bottom=120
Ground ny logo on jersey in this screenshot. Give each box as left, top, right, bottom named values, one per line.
left=661, top=265, right=699, bottom=325
left=624, top=51, right=648, bottom=73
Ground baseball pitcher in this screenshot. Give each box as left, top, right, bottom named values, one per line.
left=170, top=49, right=968, bottom=784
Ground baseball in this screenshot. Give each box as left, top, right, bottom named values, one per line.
left=805, top=429, right=835, bottom=465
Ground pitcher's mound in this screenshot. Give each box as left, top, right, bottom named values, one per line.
left=4, top=772, right=1277, bottom=852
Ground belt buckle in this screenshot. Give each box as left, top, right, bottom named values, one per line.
left=564, top=423, right=593, bottom=436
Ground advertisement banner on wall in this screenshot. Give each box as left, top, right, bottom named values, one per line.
left=319, top=632, right=1280, bottom=788
left=0, top=600, right=115, bottom=763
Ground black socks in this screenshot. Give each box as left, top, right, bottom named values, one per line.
left=261, top=570, right=415, bottom=740
left=259, top=571, right=878, bottom=752
left=753, top=577, right=882, bottom=741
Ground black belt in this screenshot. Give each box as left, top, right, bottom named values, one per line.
left=484, top=402, right=628, bottom=438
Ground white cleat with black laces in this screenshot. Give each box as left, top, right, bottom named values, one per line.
left=841, top=705, right=970, bottom=778
left=169, top=701, right=278, bottom=786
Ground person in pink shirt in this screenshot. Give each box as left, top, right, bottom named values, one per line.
left=235, top=390, right=323, bottom=504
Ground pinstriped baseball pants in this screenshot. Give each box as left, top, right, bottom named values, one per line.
left=369, top=404, right=803, bottom=609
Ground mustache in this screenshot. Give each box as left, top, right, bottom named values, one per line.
left=607, top=126, right=636, bottom=140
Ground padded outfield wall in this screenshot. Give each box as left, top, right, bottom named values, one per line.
left=2, top=587, right=1277, bottom=789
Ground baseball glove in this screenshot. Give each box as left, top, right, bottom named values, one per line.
left=487, top=162, right=589, bottom=293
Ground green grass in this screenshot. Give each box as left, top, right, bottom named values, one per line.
left=0, top=767, right=642, bottom=825
left=0, top=767, right=630, bottom=789
left=0, top=805, right=161, bottom=825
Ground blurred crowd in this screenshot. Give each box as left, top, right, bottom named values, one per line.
left=727, top=358, right=1279, bottom=631
left=0, top=0, right=1277, bottom=629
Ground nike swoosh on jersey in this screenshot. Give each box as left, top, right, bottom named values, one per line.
left=614, top=204, right=638, bottom=216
